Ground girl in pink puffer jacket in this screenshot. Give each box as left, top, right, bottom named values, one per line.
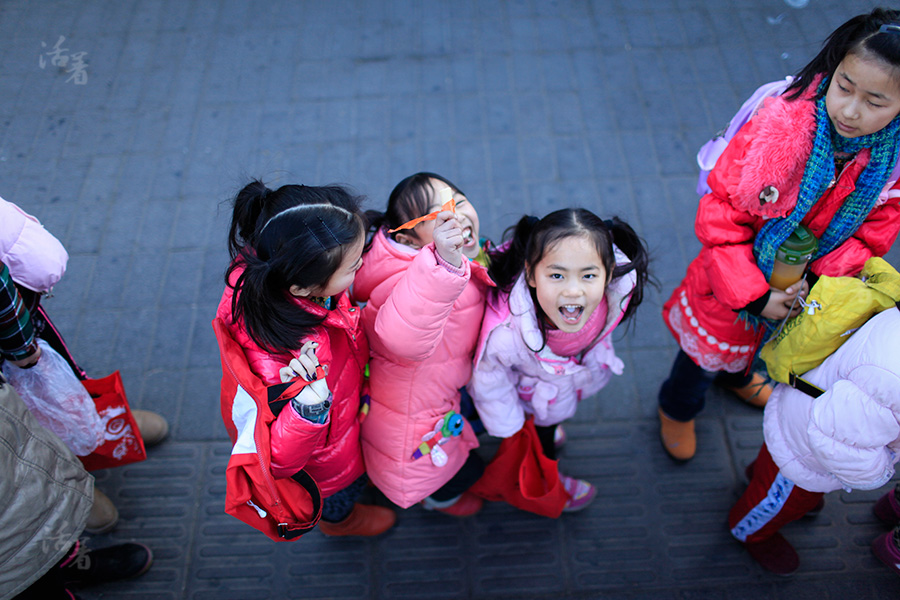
left=352, top=173, right=493, bottom=516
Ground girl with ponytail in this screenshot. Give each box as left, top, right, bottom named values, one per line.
left=469, top=208, right=650, bottom=513
left=216, top=180, right=396, bottom=538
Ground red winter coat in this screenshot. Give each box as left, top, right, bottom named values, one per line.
left=664, top=86, right=900, bottom=373
left=216, top=264, right=367, bottom=497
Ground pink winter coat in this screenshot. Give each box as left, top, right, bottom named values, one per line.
left=351, top=230, right=492, bottom=508
left=216, top=264, right=367, bottom=497
left=468, top=246, right=635, bottom=437
left=763, top=307, right=900, bottom=493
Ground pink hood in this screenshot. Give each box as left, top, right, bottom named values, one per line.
left=351, top=230, right=492, bottom=507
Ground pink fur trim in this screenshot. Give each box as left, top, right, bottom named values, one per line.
left=729, top=84, right=818, bottom=218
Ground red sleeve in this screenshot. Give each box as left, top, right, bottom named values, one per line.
left=269, top=405, right=328, bottom=479
left=811, top=194, right=900, bottom=277
left=694, top=123, right=771, bottom=310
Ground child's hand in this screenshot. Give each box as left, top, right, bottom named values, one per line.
left=280, top=340, right=331, bottom=408
left=432, top=211, right=464, bottom=268
left=279, top=341, right=326, bottom=383
left=760, top=280, right=809, bottom=321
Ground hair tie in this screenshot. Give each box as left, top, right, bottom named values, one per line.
left=878, top=23, right=900, bottom=35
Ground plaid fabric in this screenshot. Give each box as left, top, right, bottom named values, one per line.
left=0, top=261, right=37, bottom=362
left=754, top=81, right=900, bottom=279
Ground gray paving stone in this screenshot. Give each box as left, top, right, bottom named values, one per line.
left=4, top=0, right=900, bottom=598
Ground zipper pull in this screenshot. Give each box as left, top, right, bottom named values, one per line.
left=247, top=499, right=267, bottom=519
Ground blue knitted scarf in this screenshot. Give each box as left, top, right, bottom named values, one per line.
left=753, top=82, right=900, bottom=279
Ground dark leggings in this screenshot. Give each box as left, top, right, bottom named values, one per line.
left=321, top=474, right=369, bottom=523
left=658, top=350, right=753, bottom=422
left=535, top=424, right=558, bottom=460
left=428, top=451, right=486, bottom=503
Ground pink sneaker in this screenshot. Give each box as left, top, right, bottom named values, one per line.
left=560, top=474, right=596, bottom=512
left=874, top=488, right=900, bottom=527
left=872, top=530, right=900, bottom=577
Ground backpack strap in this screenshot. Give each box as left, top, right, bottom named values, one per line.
left=277, top=469, right=323, bottom=539
left=787, top=372, right=825, bottom=398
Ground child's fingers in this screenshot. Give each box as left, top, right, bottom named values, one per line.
left=433, top=211, right=458, bottom=228
left=279, top=365, right=295, bottom=383
left=295, top=353, right=319, bottom=380
left=279, top=358, right=308, bottom=383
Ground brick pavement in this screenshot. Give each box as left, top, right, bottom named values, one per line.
left=2, top=0, right=900, bottom=598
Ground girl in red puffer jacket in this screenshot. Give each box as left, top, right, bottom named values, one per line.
left=216, top=180, right=395, bottom=537
left=658, top=8, right=900, bottom=467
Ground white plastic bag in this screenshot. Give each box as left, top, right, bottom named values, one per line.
left=2, top=339, right=104, bottom=455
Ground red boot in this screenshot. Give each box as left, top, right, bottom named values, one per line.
left=318, top=503, right=396, bottom=537
left=744, top=533, right=799, bottom=576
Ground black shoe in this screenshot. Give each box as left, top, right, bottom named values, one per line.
left=12, top=577, right=83, bottom=600
left=61, top=542, right=153, bottom=586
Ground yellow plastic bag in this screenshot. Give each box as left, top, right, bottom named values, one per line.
left=760, top=257, right=900, bottom=383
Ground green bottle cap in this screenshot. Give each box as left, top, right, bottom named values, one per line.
left=775, top=225, right=818, bottom=265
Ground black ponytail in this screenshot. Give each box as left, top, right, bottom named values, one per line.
left=227, top=179, right=270, bottom=260
left=603, top=216, right=650, bottom=323
left=487, top=215, right=540, bottom=293
left=785, top=8, right=900, bottom=100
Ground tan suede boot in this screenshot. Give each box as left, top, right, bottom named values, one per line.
left=658, top=408, right=696, bottom=461
left=725, top=372, right=772, bottom=408
left=318, top=503, right=396, bottom=537
left=132, top=409, right=169, bottom=447
left=85, top=488, right=119, bottom=534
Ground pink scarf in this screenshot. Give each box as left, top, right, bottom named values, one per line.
left=545, top=298, right=608, bottom=357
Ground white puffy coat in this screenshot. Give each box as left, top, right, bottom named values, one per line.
left=764, top=306, right=900, bottom=493
left=468, top=247, right=635, bottom=437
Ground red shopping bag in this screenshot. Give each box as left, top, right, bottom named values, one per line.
left=78, top=371, right=147, bottom=471
left=469, top=418, right=569, bottom=518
